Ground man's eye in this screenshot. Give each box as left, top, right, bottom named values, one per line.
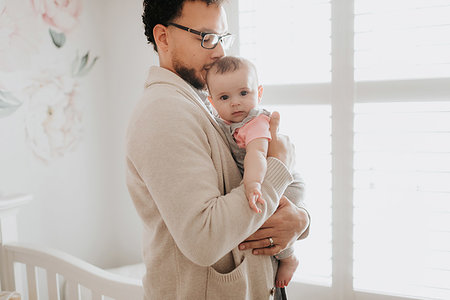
left=240, top=91, right=248, bottom=96
left=220, top=95, right=229, bottom=101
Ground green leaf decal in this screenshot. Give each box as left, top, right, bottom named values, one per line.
left=78, top=52, right=89, bottom=74
left=0, top=90, right=22, bottom=118
left=49, top=28, right=66, bottom=48
left=78, top=56, right=99, bottom=77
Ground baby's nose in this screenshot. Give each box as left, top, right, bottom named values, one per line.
left=231, top=99, right=240, bottom=106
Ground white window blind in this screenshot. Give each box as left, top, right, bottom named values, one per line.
left=353, top=102, right=450, bottom=300
left=355, top=0, right=450, bottom=81
left=238, top=0, right=331, bottom=85
left=353, top=0, right=450, bottom=299
left=235, top=0, right=450, bottom=299
left=238, top=0, right=333, bottom=289
left=266, top=104, right=332, bottom=286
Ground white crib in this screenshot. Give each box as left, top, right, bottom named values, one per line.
left=0, top=194, right=144, bottom=300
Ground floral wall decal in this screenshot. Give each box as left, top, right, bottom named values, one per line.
left=0, top=0, right=42, bottom=72
left=24, top=71, right=82, bottom=162
left=0, top=90, right=22, bottom=117
left=31, top=0, right=82, bottom=33
left=0, top=0, right=98, bottom=163
left=31, top=0, right=83, bottom=48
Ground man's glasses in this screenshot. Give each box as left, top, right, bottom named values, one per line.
left=167, top=23, right=234, bottom=50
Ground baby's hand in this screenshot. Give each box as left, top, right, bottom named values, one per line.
left=245, top=182, right=265, bottom=213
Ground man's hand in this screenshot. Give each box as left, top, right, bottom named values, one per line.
left=239, top=196, right=309, bottom=255
left=268, top=112, right=296, bottom=171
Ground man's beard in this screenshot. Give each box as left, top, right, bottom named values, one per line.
left=174, top=60, right=205, bottom=90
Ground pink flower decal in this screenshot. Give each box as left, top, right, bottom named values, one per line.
left=31, top=0, right=82, bottom=33
left=24, top=73, right=82, bottom=162
left=0, top=0, right=43, bottom=71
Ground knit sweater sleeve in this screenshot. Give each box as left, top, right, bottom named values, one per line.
left=283, top=171, right=310, bottom=239
left=126, top=91, right=293, bottom=266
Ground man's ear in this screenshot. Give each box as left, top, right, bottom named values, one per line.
left=153, top=24, right=169, bottom=52
left=257, top=85, right=264, bottom=103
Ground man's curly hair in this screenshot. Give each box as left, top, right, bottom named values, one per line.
left=143, top=0, right=224, bottom=52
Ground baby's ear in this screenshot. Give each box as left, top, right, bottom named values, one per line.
left=258, top=85, right=264, bottom=103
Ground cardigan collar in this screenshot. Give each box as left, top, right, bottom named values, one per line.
left=144, top=66, right=229, bottom=146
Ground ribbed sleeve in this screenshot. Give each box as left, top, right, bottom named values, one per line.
left=264, top=157, right=294, bottom=199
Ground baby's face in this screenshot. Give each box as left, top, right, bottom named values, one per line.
left=208, top=66, right=262, bottom=123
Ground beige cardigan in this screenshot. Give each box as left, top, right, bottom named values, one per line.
left=126, top=66, right=306, bottom=299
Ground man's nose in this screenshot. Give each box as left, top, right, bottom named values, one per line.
left=211, top=41, right=225, bottom=58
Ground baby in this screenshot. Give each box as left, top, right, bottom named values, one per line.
left=206, top=56, right=299, bottom=288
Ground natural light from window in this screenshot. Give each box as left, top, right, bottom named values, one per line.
left=355, top=0, right=450, bottom=81
left=237, top=0, right=450, bottom=299
left=238, top=0, right=331, bottom=85
left=265, top=104, right=333, bottom=286
left=353, top=102, right=450, bottom=300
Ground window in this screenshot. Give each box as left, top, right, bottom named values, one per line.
left=353, top=102, right=450, bottom=299
left=265, top=104, right=332, bottom=286
left=237, top=0, right=333, bottom=289
left=238, top=0, right=331, bottom=84
left=231, top=0, right=450, bottom=299
left=353, top=1, right=450, bottom=298
left=355, top=0, right=450, bottom=81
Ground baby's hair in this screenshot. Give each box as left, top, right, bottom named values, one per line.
left=206, top=56, right=258, bottom=87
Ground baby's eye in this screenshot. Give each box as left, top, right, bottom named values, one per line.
left=240, top=90, right=249, bottom=96
left=220, top=95, right=229, bottom=101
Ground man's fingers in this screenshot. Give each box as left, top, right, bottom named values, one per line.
left=278, top=195, right=289, bottom=207
left=269, top=111, right=280, bottom=137
left=244, top=227, right=273, bottom=242
left=252, top=245, right=282, bottom=256
left=239, top=237, right=273, bottom=250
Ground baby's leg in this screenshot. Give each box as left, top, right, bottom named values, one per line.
left=276, top=254, right=299, bottom=288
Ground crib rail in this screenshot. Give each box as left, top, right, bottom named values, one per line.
left=4, top=242, right=143, bottom=300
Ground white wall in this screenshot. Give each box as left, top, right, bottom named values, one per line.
left=0, top=0, right=113, bottom=266
left=0, top=0, right=158, bottom=268
left=100, top=0, right=159, bottom=267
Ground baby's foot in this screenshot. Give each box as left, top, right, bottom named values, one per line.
left=245, top=183, right=264, bottom=213
left=275, top=255, right=299, bottom=288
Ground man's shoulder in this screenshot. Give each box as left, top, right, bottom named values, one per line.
left=127, top=86, right=208, bottom=142
left=137, top=83, right=199, bottom=115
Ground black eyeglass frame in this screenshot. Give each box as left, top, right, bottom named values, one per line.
left=167, top=22, right=234, bottom=50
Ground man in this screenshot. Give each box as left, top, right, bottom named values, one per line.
left=126, top=1, right=310, bottom=299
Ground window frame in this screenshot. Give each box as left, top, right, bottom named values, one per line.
left=225, top=0, right=450, bottom=299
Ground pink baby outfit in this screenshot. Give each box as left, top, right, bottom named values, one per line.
left=216, top=108, right=272, bottom=174
left=234, top=113, right=272, bottom=149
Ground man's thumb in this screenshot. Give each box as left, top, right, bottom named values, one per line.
left=269, top=111, right=280, bottom=136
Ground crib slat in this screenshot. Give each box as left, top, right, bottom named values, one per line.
left=46, top=271, right=59, bottom=300
left=92, top=291, right=103, bottom=300
left=4, top=243, right=143, bottom=299
left=67, top=281, right=80, bottom=300
left=2, top=253, right=16, bottom=291
left=26, top=265, right=38, bottom=300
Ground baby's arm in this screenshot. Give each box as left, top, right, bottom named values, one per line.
left=244, top=137, right=269, bottom=213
